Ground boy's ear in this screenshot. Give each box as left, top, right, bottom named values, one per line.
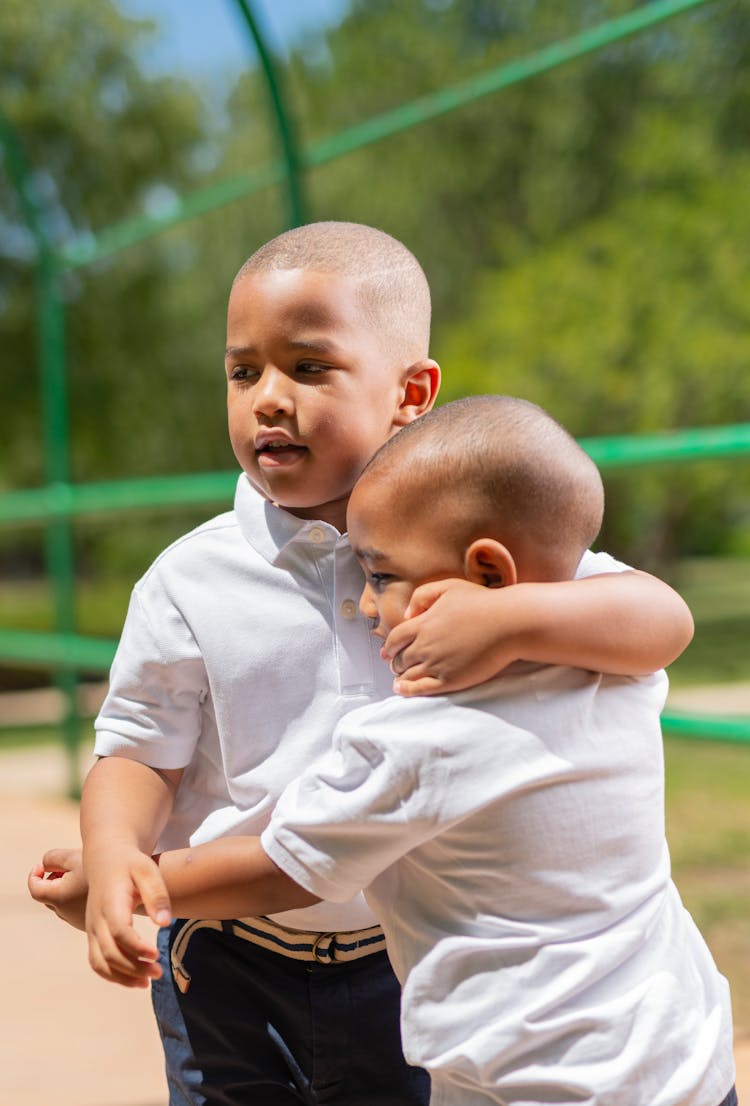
left=394, top=359, right=441, bottom=426
left=464, top=539, right=518, bottom=589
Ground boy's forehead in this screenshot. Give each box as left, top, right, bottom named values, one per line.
left=348, top=478, right=397, bottom=539
left=230, top=267, right=363, bottom=319
left=226, top=267, right=401, bottom=366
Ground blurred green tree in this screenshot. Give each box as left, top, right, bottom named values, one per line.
left=261, top=0, right=750, bottom=566
left=0, top=0, right=227, bottom=489
left=2, top=0, right=749, bottom=572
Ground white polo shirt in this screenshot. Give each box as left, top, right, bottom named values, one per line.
left=262, top=666, right=734, bottom=1106
left=95, top=473, right=630, bottom=932
left=95, top=473, right=395, bottom=929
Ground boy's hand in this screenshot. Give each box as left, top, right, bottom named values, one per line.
left=28, top=846, right=88, bottom=930
left=84, top=843, right=172, bottom=989
left=383, top=569, right=695, bottom=694
left=382, top=579, right=520, bottom=696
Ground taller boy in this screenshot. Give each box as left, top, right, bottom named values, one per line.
left=75, top=223, right=693, bottom=1105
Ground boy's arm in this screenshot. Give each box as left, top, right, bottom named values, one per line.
left=382, top=570, right=694, bottom=697
left=151, top=836, right=318, bottom=921
left=27, top=836, right=315, bottom=946
left=81, top=755, right=182, bottom=988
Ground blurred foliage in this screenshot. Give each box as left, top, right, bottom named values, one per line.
left=1, top=0, right=750, bottom=571
left=664, top=735, right=750, bottom=1032
left=0, top=0, right=215, bottom=488
left=437, top=170, right=750, bottom=564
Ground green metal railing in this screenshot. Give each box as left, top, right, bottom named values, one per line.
left=2, top=0, right=747, bottom=798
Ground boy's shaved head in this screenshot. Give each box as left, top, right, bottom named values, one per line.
left=357, top=395, right=605, bottom=582
left=235, top=221, right=431, bottom=362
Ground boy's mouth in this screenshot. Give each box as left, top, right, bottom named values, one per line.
left=256, top=439, right=308, bottom=468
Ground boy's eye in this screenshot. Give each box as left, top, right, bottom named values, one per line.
left=296, top=362, right=327, bottom=376
left=368, top=573, right=393, bottom=593
left=229, top=365, right=258, bottom=383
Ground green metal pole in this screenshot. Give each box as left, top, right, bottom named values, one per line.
left=0, top=111, right=80, bottom=796
left=230, top=0, right=307, bottom=228
left=39, top=259, right=81, bottom=797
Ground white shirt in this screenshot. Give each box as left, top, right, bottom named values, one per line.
left=95, top=472, right=629, bottom=932
left=95, top=474, right=392, bottom=929
left=263, top=666, right=734, bottom=1106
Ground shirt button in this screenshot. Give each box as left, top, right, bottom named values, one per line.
left=341, top=599, right=358, bottom=620
left=309, top=527, right=324, bottom=544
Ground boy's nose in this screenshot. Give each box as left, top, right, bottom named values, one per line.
left=359, top=583, right=378, bottom=622
left=253, top=367, right=294, bottom=417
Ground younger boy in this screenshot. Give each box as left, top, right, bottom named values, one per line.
left=31, top=225, right=695, bottom=1106
left=48, top=395, right=735, bottom=1106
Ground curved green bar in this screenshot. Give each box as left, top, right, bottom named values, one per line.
left=230, top=0, right=307, bottom=228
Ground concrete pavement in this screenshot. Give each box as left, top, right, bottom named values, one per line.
left=2, top=746, right=167, bottom=1106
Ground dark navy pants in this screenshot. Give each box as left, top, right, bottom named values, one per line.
left=151, top=920, right=429, bottom=1106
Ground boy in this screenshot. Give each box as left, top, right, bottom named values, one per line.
left=35, top=395, right=734, bottom=1106
left=31, top=225, right=695, bottom=1106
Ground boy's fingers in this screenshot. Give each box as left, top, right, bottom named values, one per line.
left=28, top=866, right=65, bottom=903
left=28, top=867, right=48, bottom=901
left=113, top=919, right=159, bottom=964
left=134, top=867, right=173, bottom=928
left=89, top=920, right=159, bottom=980
left=403, top=580, right=449, bottom=620
left=393, top=675, right=444, bottom=697
left=41, top=846, right=80, bottom=872
left=380, top=623, right=418, bottom=664
left=401, top=578, right=469, bottom=625
left=96, top=968, right=152, bottom=990
left=88, top=935, right=160, bottom=988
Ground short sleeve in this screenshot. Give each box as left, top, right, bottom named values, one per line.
left=262, top=695, right=535, bottom=904
left=262, top=709, right=450, bottom=903
left=94, top=582, right=209, bottom=769
left=575, top=549, right=633, bottom=579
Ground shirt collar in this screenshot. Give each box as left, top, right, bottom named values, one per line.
left=233, top=473, right=347, bottom=565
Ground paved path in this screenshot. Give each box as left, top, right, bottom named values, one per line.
left=3, top=716, right=750, bottom=1105
left=3, top=782, right=167, bottom=1106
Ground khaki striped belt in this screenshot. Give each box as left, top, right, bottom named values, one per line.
left=171, top=915, right=386, bottom=993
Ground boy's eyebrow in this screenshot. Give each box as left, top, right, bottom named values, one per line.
left=225, top=344, right=258, bottom=359
left=224, top=338, right=340, bottom=359
left=287, top=338, right=340, bottom=354
left=353, top=545, right=388, bottom=563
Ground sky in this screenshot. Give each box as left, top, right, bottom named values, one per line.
left=115, top=0, right=351, bottom=82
